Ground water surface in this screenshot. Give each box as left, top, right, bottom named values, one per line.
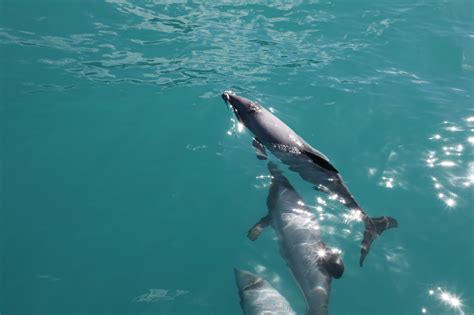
left=1, top=1, right=473, bottom=314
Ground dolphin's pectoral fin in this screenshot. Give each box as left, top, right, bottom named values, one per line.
left=360, top=216, right=398, bottom=266
left=303, top=149, right=338, bottom=173
left=252, top=138, right=267, bottom=160
left=247, top=215, right=271, bottom=241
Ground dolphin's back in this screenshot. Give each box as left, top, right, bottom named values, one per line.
left=267, top=163, right=334, bottom=315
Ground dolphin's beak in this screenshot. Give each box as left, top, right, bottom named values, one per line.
left=221, top=92, right=232, bottom=113
left=222, top=91, right=231, bottom=104
left=234, top=268, right=260, bottom=291
left=221, top=91, right=233, bottom=110
left=222, top=91, right=243, bottom=122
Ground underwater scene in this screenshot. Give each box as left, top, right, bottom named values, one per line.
left=1, top=1, right=473, bottom=314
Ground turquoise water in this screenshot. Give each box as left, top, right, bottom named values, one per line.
left=1, top=1, right=473, bottom=314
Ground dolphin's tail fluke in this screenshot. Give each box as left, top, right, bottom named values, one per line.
left=360, top=216, right=398, bottom=266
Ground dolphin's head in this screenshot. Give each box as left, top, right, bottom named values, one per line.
left=234, top=268, right=262, bottom=292
left=222, top=91, right=261, bottom=126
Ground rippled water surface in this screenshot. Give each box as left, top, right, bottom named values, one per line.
left=1, top=1, right=473, bottom=314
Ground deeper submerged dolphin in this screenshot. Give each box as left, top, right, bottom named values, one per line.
left=235, top=268, right=296, bottom=315
left=249, top=162, right=343, bottom=315
left=222, top=91, right=398, bottom=266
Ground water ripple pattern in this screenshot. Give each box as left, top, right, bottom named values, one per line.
left=1, top=1, right=473, bottom=315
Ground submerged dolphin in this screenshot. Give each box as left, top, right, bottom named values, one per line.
left=235, top=268, right=296, bottom=315
left=248, top=162, right=343, bottom=315
left=222, top=91, right=398, bottom=266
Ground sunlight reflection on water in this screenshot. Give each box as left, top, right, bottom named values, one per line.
left=421, top=286, right=466, bottom=315
left=424, top=116, right=474, bottom=209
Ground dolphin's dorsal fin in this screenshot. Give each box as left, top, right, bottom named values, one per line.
left=323, top=250, right=344, bottom=279
left=302, top=147, right=339, bottom=173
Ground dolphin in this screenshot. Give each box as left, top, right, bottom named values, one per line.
left=222, top=91, right=397, bottom=266
left=248, top=162, right=343, bottom=315
left=235, top=268, right=296, bottom=315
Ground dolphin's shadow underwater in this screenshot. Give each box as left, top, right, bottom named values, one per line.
left=248, top=162, right=343, bottom=315
left=222, top=91, right=398, bottom=266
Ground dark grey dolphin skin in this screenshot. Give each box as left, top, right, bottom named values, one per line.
left=248, top=162, right=343, bottom=315
left=235, top=268, right=296, bottom=315
left=222, top=91, right=398, bottom=266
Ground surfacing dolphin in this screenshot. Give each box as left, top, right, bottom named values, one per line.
left=248, top=162, right=343, bottom=315
left=235, top=268, right=296, bottom=315
left=222, top=91, right=398, bottom=266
